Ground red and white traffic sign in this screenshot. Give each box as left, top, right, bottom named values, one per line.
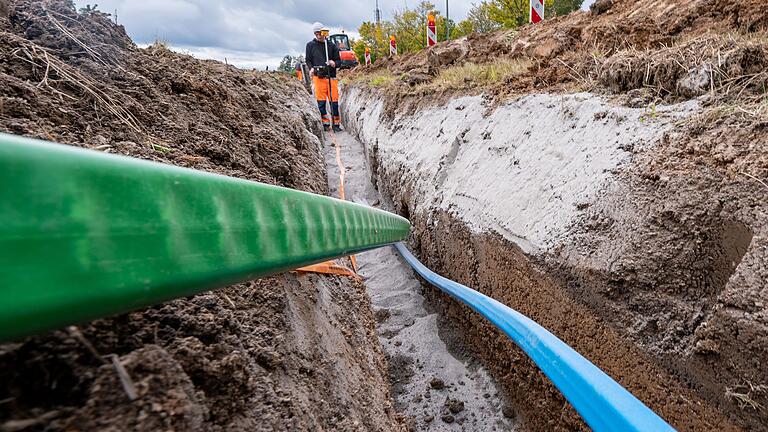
left=389, top=35, right=397, bottom=56
left=426, top=14, right=436, bottom=47
left=530, top=0, right=544, bottom=23
left=364, top=46, right=371, bottom=66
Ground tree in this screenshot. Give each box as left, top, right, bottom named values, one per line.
left=275, top=55, right=305, bottom=73
left=451, top=1, right=502, bottom=38
left=450, top=19, right=475, bottom=38
left=467, top=2, right=502, bottom=33
left=353, top=0, right=469, bottom=62
left=278, top=55, right=294, bottom=73
left=435, top=15, right=456, bottom=42
left=487, top=0, right=582, bottom=28
left=487, top=0, right=529, bottom=28
left=391, top=1, right=440, bottom=54
left=354, top=21, right=391, bottom=63
left=547, top=0, right=583, bottom=17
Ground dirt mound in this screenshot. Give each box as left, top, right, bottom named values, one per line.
left=0, top=1, right=402, bottom=430
left=343, top=0, right=768, bottom=428
left=554, top=96, right=768, bottom=430
left=348, top=0, right=768, bottom=110
left=1, top=0, right=323, bottom=189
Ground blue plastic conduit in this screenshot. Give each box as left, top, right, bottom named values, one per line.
left=394, top=242, right=675, bottom=432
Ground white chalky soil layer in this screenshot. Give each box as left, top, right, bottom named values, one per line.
left=343, top=88, right=699, bottom=253
left=323, top=131, right=515, bottom=430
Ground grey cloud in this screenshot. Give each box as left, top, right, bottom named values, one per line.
left=74, top=0, right=480, bottom=68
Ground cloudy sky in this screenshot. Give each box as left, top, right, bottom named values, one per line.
left=74, top=1, right=593, bottom=69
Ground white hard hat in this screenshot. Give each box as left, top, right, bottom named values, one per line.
left=312, top=22, right=324, bottom=33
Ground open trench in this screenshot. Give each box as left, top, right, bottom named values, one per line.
left=323, top=131, right=515, bottom=430
left=339, top=86, right=768, bottom=431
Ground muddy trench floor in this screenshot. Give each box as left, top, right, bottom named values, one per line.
left=324, top=130, right=518, bottom=430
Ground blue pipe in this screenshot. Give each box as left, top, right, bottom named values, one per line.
left=394, top=242, right=675, bottom=432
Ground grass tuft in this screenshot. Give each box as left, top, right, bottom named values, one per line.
left=725, top=381, right=768, bottom=411
left=421, top=58, right=532, bottom=91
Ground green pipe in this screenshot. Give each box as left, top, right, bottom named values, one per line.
left=0, top=133, right=411, bottom=342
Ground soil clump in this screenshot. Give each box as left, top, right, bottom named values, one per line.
left=0, top=1, right=402, bottom=430
left=346, top=0, right=768, bottom=121
left=342, top=1, right=768, bottom=428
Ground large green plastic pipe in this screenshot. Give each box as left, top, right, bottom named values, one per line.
left=0, top=133, right=411, bottom=342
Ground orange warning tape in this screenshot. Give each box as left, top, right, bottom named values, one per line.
left=296, top=126, right=359, bottom=277
left=335, top=134, right=346, bottom=200
left=295, top=261, right=361, bottom=280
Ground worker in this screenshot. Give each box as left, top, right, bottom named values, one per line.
left=295, top=62, right=303, bottom=81
left=306, top=22, right=342, bottom=132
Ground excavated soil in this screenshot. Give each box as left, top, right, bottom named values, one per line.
left=0, top=1, right=402, bottom=430
left=342, top=0, right=768, bottom=430
left=553, top=107, right=768, bottom=430
left=353, top=104, right=768, bottom=430
left=347, top=0, right=768, bottom=120
left=408, top=211, right=740, bottom=431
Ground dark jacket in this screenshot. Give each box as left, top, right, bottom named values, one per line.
left=305, top=38, right=341, bottom=78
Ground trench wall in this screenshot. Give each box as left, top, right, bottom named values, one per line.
left=342, top=86, right=765, bottom=431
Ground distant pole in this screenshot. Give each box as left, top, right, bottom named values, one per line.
left=445, top=0, right=450, bottom=40
left=114, top=9, right=118, bottom=25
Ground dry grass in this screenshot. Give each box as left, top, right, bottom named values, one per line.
left=686, top=93, right=768, bottom=132
left=342, top=69, right=397, bottom=88
left=419, top=58, right=532, bottom=92
left=345, top=57, right=531, bottom=94
left=11, top=37, right=143, bottom=134
left=593, top=31, right=768, bottom=100
left=725, top=381, right=768, bottom=412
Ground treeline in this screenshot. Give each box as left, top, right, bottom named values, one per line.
left=353, top=0, right=582, bottom=63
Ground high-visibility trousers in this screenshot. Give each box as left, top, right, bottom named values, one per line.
left=313, top=76, right=340, bottom=126
left=297, top=70, right=303, bottom=81
left=313, top=76, right=339, bottom=103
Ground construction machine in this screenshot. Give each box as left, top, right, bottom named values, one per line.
left=328, top=32, right=358, bottom=69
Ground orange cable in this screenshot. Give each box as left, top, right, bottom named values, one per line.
left=296, top=119, right=359, bottom=276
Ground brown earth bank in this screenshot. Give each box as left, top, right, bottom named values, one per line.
left=548, top=111, right=768, bottom=429
left=0, top=1, right=402, bottom=430
left=362, top=114, right=768, bottom=431
left=342, top=0, right=768, bottom=430
left=409, top=210, right=740, bottom=432
left=346, top=0, right=768, bottom=120
left=350, top=88, right=768, bottom=431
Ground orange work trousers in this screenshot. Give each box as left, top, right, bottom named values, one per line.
left=313, top=76, right=339, bottom=102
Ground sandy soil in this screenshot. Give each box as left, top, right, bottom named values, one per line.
left=343, top=86, right=762, bottom=430
left=341, top=0, right=768, bottom=429
left=325, top=131, right=515, bottom=431
left=347, top=0, right=768, bottom=120
left=0, top=1, right=402, bottom=430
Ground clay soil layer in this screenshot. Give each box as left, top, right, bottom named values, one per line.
left=343, top=0, right=768, bottom=430
left=0, top=1, right=401, bottom=430
left=349, top=96, right=767, bottom=430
